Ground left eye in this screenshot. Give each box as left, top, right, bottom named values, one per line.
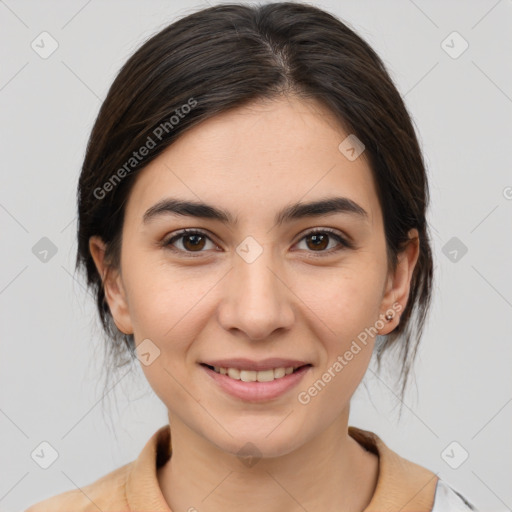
left=163, top=228, right=351, bottom=256
left=295, top=229, right=351, bottom=254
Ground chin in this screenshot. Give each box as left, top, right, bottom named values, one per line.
left=208, top=422, right=307, bottom=460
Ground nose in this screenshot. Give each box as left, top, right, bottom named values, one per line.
left=217, top=245, right=295, bottom=341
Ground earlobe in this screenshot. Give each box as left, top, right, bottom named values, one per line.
left=88, top=236, right=134, bottom=335
left=378, top=229, right=420, bottom=335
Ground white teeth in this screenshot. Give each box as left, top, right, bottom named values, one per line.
left=211, top=365, right=302, bottom=381
left=274, top=367, right=286, bottom=378
left=240, top=370, right=257, bottom=382
left=256, top=369, right=274, bottom=382
left=227, top=367, right=240, bottom=379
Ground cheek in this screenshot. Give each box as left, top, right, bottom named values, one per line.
left=124, top=260, right=215, bottom=340
left=125, top=265, right=211, bottom=408
left=299, top=265, right=384, bottom=342
left=300, top=279, right=378, bottom=413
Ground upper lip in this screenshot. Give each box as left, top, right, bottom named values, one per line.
left=201, top=358, right=311, bottom=371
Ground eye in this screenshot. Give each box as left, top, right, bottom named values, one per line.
left=163, top=229, right=217, bottom=256
left=294, top=228, right=353, bottom=255
left=162, top=227, right=353, bottom=257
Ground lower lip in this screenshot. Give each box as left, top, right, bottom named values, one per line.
left=201, top=364, right=311, bottom=402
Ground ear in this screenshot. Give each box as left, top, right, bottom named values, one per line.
left=377, top=228, right=420, bottom=335
left=88, top=236, right=134, bottom=335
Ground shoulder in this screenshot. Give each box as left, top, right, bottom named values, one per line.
left=431, top=479, right=479, bottom=512
left=348, top=426, right=480, bottom=512
left=24, top=424, right=171, bottom=512
left=24, top=462, right=133, bottom=512
left=349, top=426, right=439, bottom=510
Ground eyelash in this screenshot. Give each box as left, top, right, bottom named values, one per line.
left=162, top=227, right=354, bottom=258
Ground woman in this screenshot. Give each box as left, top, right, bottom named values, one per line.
left=26, top=2, right=478, bottom=511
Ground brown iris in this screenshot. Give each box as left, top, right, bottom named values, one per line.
left=305, top=233, right=329, bottom=251
left=182, top=233, right=207, bottom=251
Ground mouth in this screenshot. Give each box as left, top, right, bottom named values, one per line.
left=200, top=363, right=312, bottom=382
left=199, top=362, right=313, bottom=402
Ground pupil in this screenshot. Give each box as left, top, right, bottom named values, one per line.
left=185, top=234, right=205, bottom=251
left=308, top=233, right=328, bottom=250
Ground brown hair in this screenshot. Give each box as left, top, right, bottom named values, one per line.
left=75, top=1, right=434, bottom=410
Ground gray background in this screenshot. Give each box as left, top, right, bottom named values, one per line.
left=1, top=1, right=511, bottom=511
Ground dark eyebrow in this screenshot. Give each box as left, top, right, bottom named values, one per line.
left=142, top=196, right=369, bottom=226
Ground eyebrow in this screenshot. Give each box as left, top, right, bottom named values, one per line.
left=142, top=196, right=369, bottom=226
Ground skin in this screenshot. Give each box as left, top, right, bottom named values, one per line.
left=90, top=94, right=419, bottom=512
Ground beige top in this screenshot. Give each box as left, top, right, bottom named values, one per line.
left=25, top=424, right=442, bottom=511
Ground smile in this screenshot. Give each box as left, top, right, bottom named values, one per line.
left=200, top=363, right=312, bottom=402
left=205, top=364, right=305, bottom=382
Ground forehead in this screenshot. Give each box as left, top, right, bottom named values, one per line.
left=124, top=96, right=379, bottom=229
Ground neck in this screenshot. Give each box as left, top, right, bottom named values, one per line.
left=157, top=409, right=379, bottom=512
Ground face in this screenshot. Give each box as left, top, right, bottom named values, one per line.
left=90, top=95, right=419, bottom=458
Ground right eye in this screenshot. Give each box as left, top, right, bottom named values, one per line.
left=162, top=228, right=219, bottom=256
